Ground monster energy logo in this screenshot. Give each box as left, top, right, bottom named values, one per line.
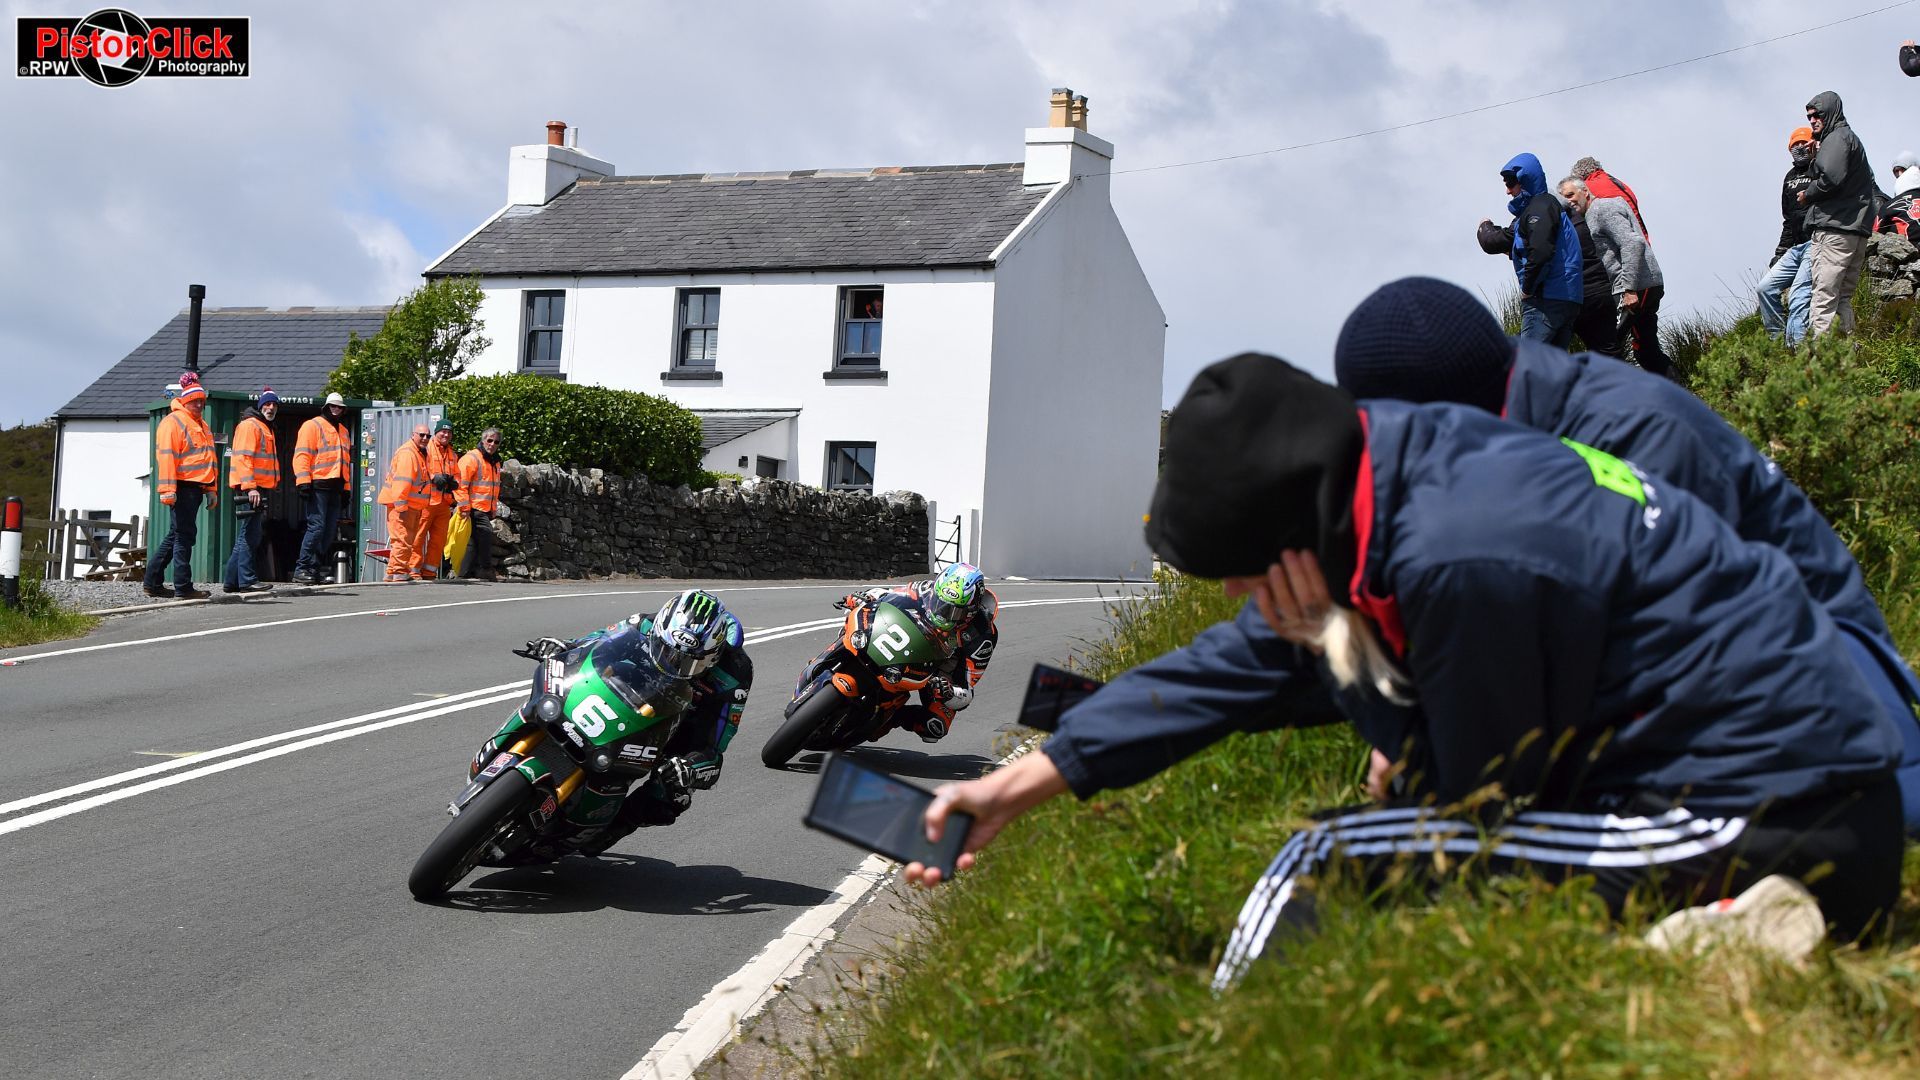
left=681, top=591, right=719, bottom=622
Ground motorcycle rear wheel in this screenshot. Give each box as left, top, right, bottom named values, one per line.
left=762, top=687, right=846, bottom=769
left=408, top=771, right=536, bottom=901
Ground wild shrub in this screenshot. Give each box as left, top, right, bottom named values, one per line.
left=408, top=374, right=703, bottom=486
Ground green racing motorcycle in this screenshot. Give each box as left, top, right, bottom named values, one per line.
left=407, top=623, right=694, bottom=901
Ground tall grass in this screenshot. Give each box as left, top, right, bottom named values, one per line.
left=0, top=564, right=98, bottom=648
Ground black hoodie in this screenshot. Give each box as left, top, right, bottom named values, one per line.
left=1805, top=91, right=1877, bottom=236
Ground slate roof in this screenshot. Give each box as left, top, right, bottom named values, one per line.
left=56, top=307, right=392, bottom=419
left=428, top=164, right=1050, bottom=277
left=695, top=409, right=799, bottom=450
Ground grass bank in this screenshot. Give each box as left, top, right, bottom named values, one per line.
left=0, top=568, right=98, bottom=648
left=804, top=306, right=1920, bottom=1074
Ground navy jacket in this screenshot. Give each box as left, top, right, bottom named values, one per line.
left=1046, top=401, right=1897, bottom=814
left=1503, top=340, right=1892, bottom=641
left=1504, top=153, right=1584, bottom=304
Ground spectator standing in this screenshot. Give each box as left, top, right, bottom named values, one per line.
left=1561, top=178, right=1673, bottom=376
left=1801, top=91, right=1877, bottom=337
left=293, top=392, right=354, bottom=584
left=1558, top=188, right=1625, bottom=357
left=1877, top=161, right=1920, bottom=236
left=222, top=388, right=280, bottom=594
left=419, top=418, right=460, bottom=581
left=1760, top=127, right=1818, bottom=345
left=379, top=423, right=432, bottom=582
left=1484, top=152, right=1583, bottom=346
left=1569, top=156, right=1649, bottom=238
left=456, top=427, right=503, bottom=580
left=143, top=373, right=218, bottom=601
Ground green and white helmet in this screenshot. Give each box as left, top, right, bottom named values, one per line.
left=925, top=562, right=983, bottom=630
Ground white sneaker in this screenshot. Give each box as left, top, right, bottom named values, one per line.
left=1644, top=874, right=1827, bottom=964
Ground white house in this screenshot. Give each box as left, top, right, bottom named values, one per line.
left=428, top=90, right=1164, bottom=580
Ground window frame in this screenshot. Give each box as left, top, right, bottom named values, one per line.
left=674, top=287, right=721, bottom=370
left=824, top=441, right=876, bottom=493
left=521, top=290, right=566, bottom=373
left=835, top=286, right=885, bottom=369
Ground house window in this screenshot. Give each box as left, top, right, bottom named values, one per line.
left=837, top=287, right=883, bottom=368
left=522, top=290, right=565, bottom=372
left=755, top=455, right=783, bottom=480
left=676, top=288, right=720, bottom=369
left=825, top=442, right=875, bottom=492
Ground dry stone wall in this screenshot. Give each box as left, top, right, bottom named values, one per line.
left=1866, top=231, right=1920, bottom=300
left=489, top=463, right=930, bottom=580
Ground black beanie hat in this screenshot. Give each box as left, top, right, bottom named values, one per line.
left=1146, top=353, right=1362, bottom=589
left=1333, top=277, right=1513, bottom=413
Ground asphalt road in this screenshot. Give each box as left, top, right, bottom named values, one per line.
left=0, top=577, right=1134, bottom=1080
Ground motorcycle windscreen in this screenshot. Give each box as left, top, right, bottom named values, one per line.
left=864, top=602, right=948, bottom=668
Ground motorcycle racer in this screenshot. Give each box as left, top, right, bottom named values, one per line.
left=502, top=589, right=753, bottom=853
left=846, top=562, right=998, bottom=743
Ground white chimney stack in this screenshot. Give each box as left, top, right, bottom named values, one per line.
left=508, top=119, right=614, bottom=206
left=1023, top=87, right=1112, bottom=187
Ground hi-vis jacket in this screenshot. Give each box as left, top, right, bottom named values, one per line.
left=228, top=409, right=279, bottom=492
left=379, top=441, right=431, bottom=509
left=425, top=440, right=461, bottom=509
left=1044, top=401, right=1899, bottom=815
left=155, top=399, right=217, bottom=505
left=293, top=415, right=352, bottom=489
left=457, top=449, right=500, bottom=513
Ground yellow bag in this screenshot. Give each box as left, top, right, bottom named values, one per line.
left=444, top=509, right=472, bottom=575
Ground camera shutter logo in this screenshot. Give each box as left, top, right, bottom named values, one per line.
left=17, top=10, right=250, bottom=83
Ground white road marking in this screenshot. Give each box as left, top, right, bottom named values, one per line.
left=630, top=854, right=895, bottom=1080
left=0, top=599, right=1108, bottom=834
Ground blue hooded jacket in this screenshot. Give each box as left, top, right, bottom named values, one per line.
left=1504, top=153, right=1584, bottom=304
left=1045, top=401, right=1898, bottom=814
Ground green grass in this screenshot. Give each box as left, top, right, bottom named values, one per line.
left=0, top=566, right=98, bottom=648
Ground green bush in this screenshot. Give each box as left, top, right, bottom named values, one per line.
left=408, top=374, right=703, bottom=486
left=0, top=563, right=97, bottom=647
left=1685, top=321, right=1920, bottom=658
left=327, top=277, right=490, bottom=402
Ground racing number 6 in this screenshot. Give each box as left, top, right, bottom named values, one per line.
left=570, top=694, right=619, bottom=738
left=871, top=622, right=912, bottom=661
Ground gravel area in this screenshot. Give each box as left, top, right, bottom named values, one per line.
left=37, top=579, right=175, bottom=613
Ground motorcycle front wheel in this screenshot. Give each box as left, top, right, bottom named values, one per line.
left=408, top=771, right=536, bottom=901
left=762, top=687, right=846, bottom=769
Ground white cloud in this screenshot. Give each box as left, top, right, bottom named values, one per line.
left=3, top=0, right=1916, bottom=427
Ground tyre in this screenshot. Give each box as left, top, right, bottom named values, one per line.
left=408, top=770, right=535, bottom=901
left=762, top=687, right=846, bottom=768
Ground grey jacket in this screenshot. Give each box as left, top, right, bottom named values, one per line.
left=1805, top=91, right=1877, bottom=236
left=1583, top=196, right=1663, bottom=294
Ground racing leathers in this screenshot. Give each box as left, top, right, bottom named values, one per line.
left=850, top=580, right=999, bottom=741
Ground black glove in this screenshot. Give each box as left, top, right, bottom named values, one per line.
left=431, top=473, right=457, bottom=494
left=927, top=675, right=954, bottom=702
left=297, top=483, right=313, bottom=496
left=512, top=636, right=571, bottom=660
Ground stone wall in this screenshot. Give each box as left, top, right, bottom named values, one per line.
left=488, top=463, right=930, bottom=580
left=1865, top=231, right=1920, bottom=300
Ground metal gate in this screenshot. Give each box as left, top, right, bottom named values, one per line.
left=357, top=403, right=449, bottom=581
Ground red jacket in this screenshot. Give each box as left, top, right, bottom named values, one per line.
left=1584, top=168, right=1649, bottom=240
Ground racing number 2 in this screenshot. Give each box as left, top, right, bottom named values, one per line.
left=870, top=622, right=912, bottom=661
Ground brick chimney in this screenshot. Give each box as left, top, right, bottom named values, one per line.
left=1024, top=87, right=1111, bottom=187
left=508, top=119, right=614, bottom=206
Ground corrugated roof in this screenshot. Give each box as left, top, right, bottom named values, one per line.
left=428, top=164, right=1048, bottom=277
left=695, top=409, right=799, bottom=450
left=56, top=307, right=392, bottom=418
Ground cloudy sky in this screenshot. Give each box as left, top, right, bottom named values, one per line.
left=4, top=0, right=1916, bottom=426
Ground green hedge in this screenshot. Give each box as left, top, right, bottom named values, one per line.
left=408, top=375, right=704, bottom=487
